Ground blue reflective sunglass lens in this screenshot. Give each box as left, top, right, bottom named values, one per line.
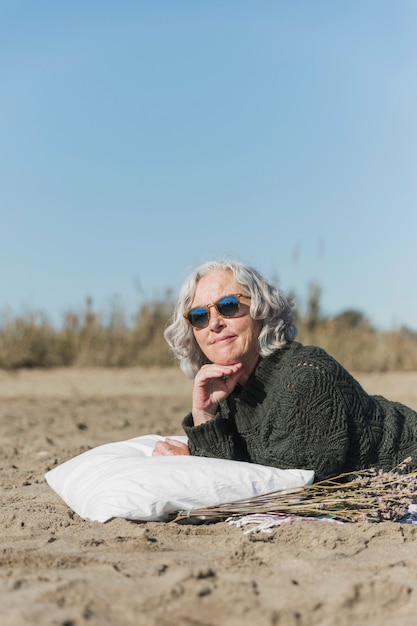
left=216, top=295, right=239, bottom=317
left=187, top=307, right=209, bottom=328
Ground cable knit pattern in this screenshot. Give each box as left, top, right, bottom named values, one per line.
left=182, top=342, right=417, bottom=481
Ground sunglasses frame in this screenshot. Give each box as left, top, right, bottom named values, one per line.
left=183, top=293, right=250, bottom=329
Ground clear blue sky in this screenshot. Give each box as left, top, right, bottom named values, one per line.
left=1, top=1, right=416, bottom=330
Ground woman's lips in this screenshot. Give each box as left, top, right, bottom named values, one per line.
left=212, top=334, right=235, bottom=344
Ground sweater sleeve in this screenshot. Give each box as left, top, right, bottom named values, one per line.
left=182, top=406, right=251, bottom=461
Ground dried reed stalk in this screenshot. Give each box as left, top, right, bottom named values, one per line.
left=174, top=458, right=417, bottom=523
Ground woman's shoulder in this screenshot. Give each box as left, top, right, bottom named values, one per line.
left=274, top=341, right=337, bottom=364
left=247, top=341, right=358, bottom=405
left=268, top=341, right=350, bottom=380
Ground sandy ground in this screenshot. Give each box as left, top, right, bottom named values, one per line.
left=2, top=366, right=417, bottom=626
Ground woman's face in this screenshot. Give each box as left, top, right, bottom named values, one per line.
left=190, top=270, right=261, bottom=382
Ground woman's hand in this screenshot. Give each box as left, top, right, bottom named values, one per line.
left=152, top=438, right=191, bottom=456
left=192, top=362, right=243, bottom=426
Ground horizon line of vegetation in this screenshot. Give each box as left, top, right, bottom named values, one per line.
left=1, top=283, right=417, bottom=372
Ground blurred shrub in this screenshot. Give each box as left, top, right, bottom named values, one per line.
left=0, top=293, right=175, bottom=370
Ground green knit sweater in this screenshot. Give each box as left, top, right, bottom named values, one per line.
left=182, top=342, right=417, bottom=481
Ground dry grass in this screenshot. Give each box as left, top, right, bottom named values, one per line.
left=174, top=459, right=417, bottom=523
left=297, top=322, right=417, bottom=372
left=0, top=295, right=175, bottom=369
left=1, top=289, right=417, bottom=371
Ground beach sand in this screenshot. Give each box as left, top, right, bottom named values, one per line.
left=2, top=366, right=417, bottom=626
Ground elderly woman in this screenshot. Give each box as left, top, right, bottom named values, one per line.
left=153, top=259, right=417, bottom=482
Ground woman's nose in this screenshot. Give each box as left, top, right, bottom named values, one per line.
left=208, top=307, right=226, bottom=330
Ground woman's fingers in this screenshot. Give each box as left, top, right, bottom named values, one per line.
left=196, top=363, right=242, bottom=383
left=192, top=363, right=243, bottom=411
left=152, top=439, right=190, bottom=456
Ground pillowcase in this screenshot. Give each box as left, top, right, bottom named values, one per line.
left=45, top=434, right=314, bottom=523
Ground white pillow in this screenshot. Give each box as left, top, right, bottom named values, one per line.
left=45, top=435, right=314, bottom=523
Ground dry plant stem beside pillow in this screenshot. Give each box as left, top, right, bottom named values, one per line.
left=175, top=458, right=417, bottom=523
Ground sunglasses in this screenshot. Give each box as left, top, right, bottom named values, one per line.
left=183, top=293, right=250, bottom=329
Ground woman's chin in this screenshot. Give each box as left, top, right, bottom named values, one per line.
left=214, top=356, right=241, bottom=367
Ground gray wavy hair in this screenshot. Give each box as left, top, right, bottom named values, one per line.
left=164, top=259, right=298, bottom=379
